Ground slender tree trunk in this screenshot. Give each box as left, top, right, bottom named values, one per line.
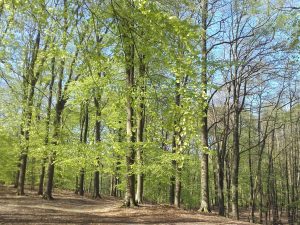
left=43, top=0, right=69, bottom=200
left=38, top=158, right=46, bottom=195
left=17, top=153, right=28, bottom=195
left=44, top=152, right=55, bottom=200
left=199, top=0, right=210, bottom=213
left=217, top=148, right=225, bottom=216
left=110, top=174, right=116, bottom=196
left=93, top=171, right=101, bottom=198
left=38, top=57, right=55, bottom=195
left=248, top=109, right=255, bottom=223
left=113, top=0, right=136, bottom=207
left=83, top=102, right=89, bottom=143
left=173, top=71, right=182, bottom=208
left=170, top=155, right=176, bottom=205
left=112, top=130, right=122, bottom=198
left=14, top=42, right=29, bottom=190
left=135, top=172, right=144, bottom=204
left=269, top=129, right=279, bottom=225
left=124, top=34, right=137, bottom=207
left=17, top=31, right=41, bottom=195
left=43, top=95, right=66, bottom=199
left=78, top=102, right=89, bottom=196
left=169, top=129, right=175, bottom=206
left=231, top=109, right=240, bottom=220
left=18, top=80, right=37, bottom=195
left=256, top=93, right=264, bottom=224
left=249, top=148, right=255, bottom=223
left=79, top=168, right=84, bottom=196
left=230, top=57, right=246, bottom=220
left=135, top=54, right=146, bottom=204
left=14, top=168, right=20, bottom=188
left=116, top=160, right=121, bottom=198
left=226, top=153, right=231, bottom=217
left=93, top=95, right=101, bottom=199
left=216, top=93, right=230, bottom=216
left=213, top=161, right=218, bottom=208
left=174, top=167, right=182, bottom=208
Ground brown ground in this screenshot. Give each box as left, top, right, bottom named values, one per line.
left=0, top=185, right=256, bottom=225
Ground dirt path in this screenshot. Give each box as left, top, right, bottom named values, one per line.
left=0, top=185, right=255, bottom=225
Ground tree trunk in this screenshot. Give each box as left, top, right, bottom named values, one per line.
left=17, top=31, right=41, bottom=195
left=169, top=162, right=176, bottom=205
left=43, top=97, right=66, bottom=199
left=230, top=48, right=246, bottom=220
left=249, top=148, right=255, bottom=223
left=256, top=93, right=264, bottom=224
left=93, top=171, right=101, bottom=199
left=110, top=175, right=116, bottom=196
left=14, top=169, right=20, bottom=188
left=199, top=0, right=210, bottom=213
left=113, top=0, right=137, bottom=207
left=30, top=158, right=35, bottom=190
left=226, top=153, right=231, bottom=217
left=231, top=110, right=240, bottom=220
left=17, top=153, right=28, bottom=195
left=38, top=158, right=46, bottom=195
left=213, top=161, right=218, bottom=208
left=43, top=0, right=69, bottom=200
left=269, top=129, right=279, bottom=225
left=93, top=95, right=101, bottom=199
left=173, top=67, right=183, bottom=208
left=247, top=109, right=255, bottom=223
left=79, top=168, right=84, bottom=196
left=43, top=153, right=55, bottom=200
left=17, top=81, right=36, bottom=195
left=217, top=151, right=225, bottom=216
left=135, top=54, right=146, bottom=204
left=216, top=93, right=230, bottom=216
left=38, top=57, right=55, bottom=195
left=78, top=102, right=89, bottom=197
left=174, top=167, right=181, bottom=208
left=200, top=151, right=210, bottom=212
left=124, top=34, right=137, bottom=207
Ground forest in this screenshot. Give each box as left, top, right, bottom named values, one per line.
left=0, top=0, right=299, bottom=224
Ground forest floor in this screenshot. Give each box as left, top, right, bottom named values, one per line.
left=0, top=185, right=256, bottom=225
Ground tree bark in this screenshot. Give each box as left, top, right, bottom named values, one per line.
left=78, top=102, right=89, bottom=196
left=93, top=97, right=101, bottom=199
left=169, top=158, right=176, bottom=205
left=231, top=105, right=240, bottom=220
left=226, top=152, right=231, bottom=217
left=173, top=69, right=182, bottom=208
left=93, top=171, right=101, bottom=199
left=199, top=0, right=210, bottom=213
left=44, top=153, right=55, bottom=200
left=135, top=54, right=146, bottom=204
left=37, top=158, right=46, bottom=195
left=17, top=153, right=28, bottom=195
left=79, top=168, right=84, bottom=196
left=43, top=0, right=69, bottom=200
left=17, top=30, right=41, bottom=195
left=124, top=35, right=137, bottom=208
left=43, top=81, right=66, bottom=200
left=38, top=57, right=55, bottom=195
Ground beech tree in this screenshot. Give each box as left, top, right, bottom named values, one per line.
left=0, top=0, right=299, bottom=224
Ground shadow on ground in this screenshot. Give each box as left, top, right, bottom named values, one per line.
left=0, top=185, right=255, bottom=225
